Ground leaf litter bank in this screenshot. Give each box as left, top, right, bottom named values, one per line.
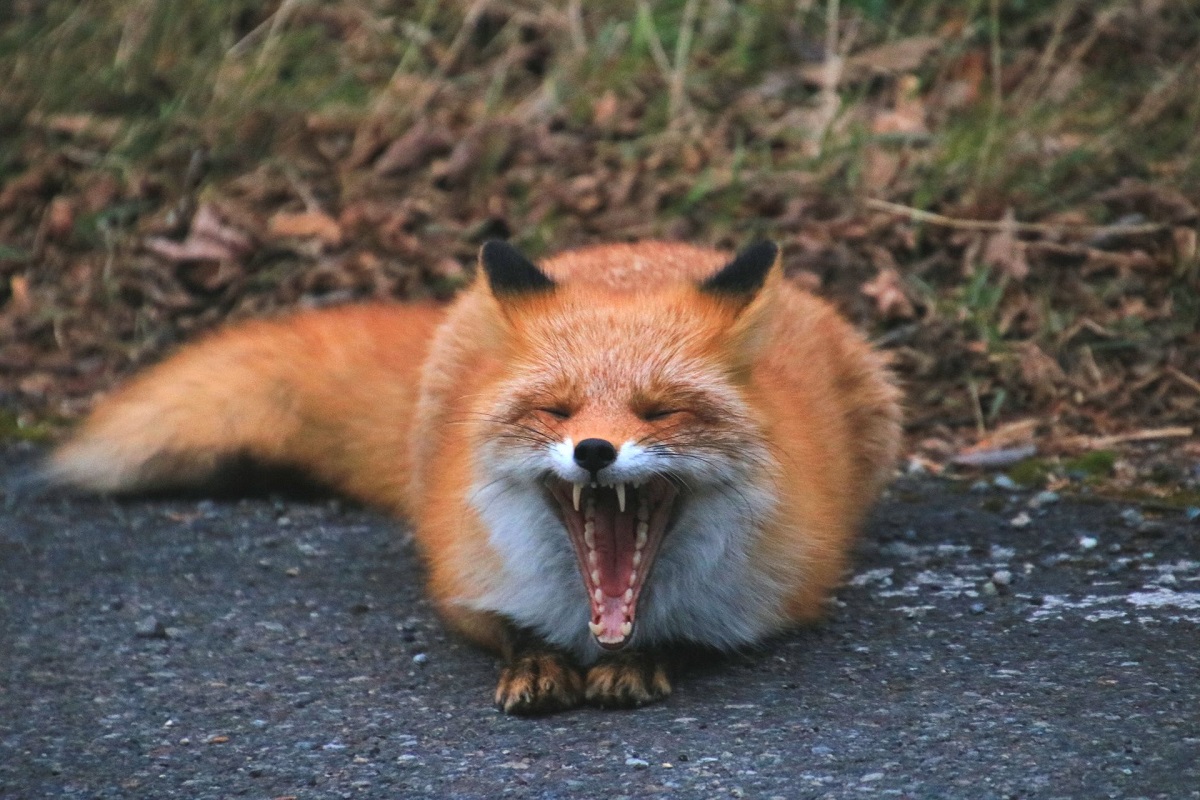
left=0, top=2, right=1196, bottom=475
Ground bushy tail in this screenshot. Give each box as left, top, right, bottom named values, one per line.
left=46, top=303, right=445, bottom=513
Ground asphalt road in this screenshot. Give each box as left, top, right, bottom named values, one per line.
left=2, top=443, right=1198, bottom=799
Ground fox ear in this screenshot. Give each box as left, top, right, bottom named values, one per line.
left=703, top=241, right=782, bottom=370
left=700, top=240, right=779, bottom=305
left=480, top=240, right=555, bottom=296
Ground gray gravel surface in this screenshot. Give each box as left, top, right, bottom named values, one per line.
left=2, top=444, right=1199, bottom=799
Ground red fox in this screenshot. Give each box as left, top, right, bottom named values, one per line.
left=47, top=239, right=902, bottom=714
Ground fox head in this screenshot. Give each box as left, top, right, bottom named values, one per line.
left=467, top=241, right=788, bottom=659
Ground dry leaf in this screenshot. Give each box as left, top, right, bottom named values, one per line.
left=9, top=275, right=32, bottom=314
left=267, top=210, right=344, bottom=247
left=1095, top=178, right=1197, bottom=225
left=145, top=236, right=235, bottom=262
left=374, top=122, right=454, bottom=176
left=861, top=267, right=916, bottom=320
left=801, top=35, right=942, bottom=86
left=46, top=196, right=75, bottom=240
left=179, top=261, right=244, bottom=293
left=977, top=418, right=1039, bottom=449
left=936, top=50, right=985, bottom=110
left=953, top=418, right=1040, bottom=467
left=592, top=90, right=619, bottom=127
left=145, top=204, right=254, bottom=262
left=871, top=74, right=928, bottom=136
left=561, top=174, right=605, bottom=216
left=1018, top=342, right=1066, bottom=399
left=31, top=112, right=122, bottom=143
left=1172, top=226, right=1197, bottom=264
left=982, top=208, right=1029, bottom=280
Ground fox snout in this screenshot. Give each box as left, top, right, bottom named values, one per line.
left=573, top=438, right=617, bottom=477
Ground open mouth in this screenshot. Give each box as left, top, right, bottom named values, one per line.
left=548, top=477, right=679, bottom=649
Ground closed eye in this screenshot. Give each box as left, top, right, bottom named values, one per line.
left=538, top=407, right=572, bottom=420
left=639, top=408, right=682, bottom=422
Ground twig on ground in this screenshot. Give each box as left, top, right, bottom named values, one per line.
left=863, top=198, right=1167, bottom=236
left=1013, top=0, right=1079, bottom=108
left=1061, top=427, right=1194, bottom=450
left=1167, top=367, right=1200, bottom=397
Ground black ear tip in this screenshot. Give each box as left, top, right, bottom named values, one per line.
left=701, top=239, right=780, bottom=297
left=480, top=239, right=555, bottom=295
left=741, top=239, right=778, bottom=260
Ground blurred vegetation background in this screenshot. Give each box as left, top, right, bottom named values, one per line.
left=0, top=0, right=1197, bottom=477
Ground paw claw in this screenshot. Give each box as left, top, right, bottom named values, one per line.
left=585, top=652, right=673, bottom=709
left=494, top=652, right=584, bottom=715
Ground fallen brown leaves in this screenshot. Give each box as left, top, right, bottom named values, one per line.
left=0, top=2, right=1197, bottom=472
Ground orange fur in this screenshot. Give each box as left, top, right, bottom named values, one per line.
left=50, top=240, right=902, bottom=709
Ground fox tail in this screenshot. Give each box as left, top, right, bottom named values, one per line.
left=45, top=304, right=444, bottom=513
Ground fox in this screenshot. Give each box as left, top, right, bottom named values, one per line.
left=45, top=239, right=902, bottom=714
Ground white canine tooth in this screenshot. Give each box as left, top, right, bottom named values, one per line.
left=572, top=482, right=583, bottom=511
left=632, top=550, right=642, bottom=568
left=591, top=570, right=601, bottom=586
left=636, top=521, right=648, bottom=549
left=619, top=621, right=632, bottom=637
left=584, top=520, right=595, bottom=549
left=593, top=587, right=603, bottom=603
left=615, top=482, right=626, bottom=512
left=589, top=621, right=604, bottom=636
left=623, top=588, right=633, bottom=603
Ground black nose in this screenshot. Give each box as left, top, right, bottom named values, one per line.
left=574, top=438, right=617, bottom=476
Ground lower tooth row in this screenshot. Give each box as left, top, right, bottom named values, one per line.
left=587, top=621, right=633, bottom=641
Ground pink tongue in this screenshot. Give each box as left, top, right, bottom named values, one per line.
left=597, top=597, right=627, bottom=641
left=592, top=491, right=635, bottom=598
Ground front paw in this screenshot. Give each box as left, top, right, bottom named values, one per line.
left=495, top=651, right=585, bottom=715
left=585, top=651, right=673, bottom=709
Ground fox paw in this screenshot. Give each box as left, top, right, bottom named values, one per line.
left=495, top=652, right=585, bottom=715
left=585, top=651, right=673, bottom=709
